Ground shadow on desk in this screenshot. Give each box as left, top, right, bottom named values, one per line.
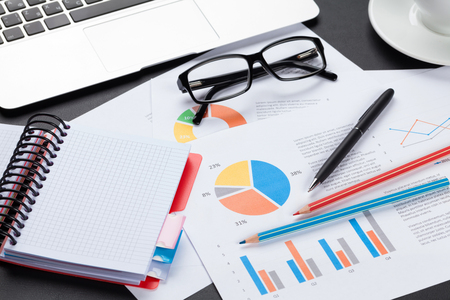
left=0, top=262, right=135, bottom=299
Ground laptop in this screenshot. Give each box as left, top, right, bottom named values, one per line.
left=0, top=0, right=319, bottom=109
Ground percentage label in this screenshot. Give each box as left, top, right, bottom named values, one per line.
left=209, top=163, right=221, bottom=169
left=290, top=170, right=302, bottom=176
left=202, top=192, right=211, bottom=197
left=180, top=135, right=190, bottom=139
left=235, top=220, right=247, bottom=226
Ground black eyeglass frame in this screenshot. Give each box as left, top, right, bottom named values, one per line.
left=177, top=36, right=331, bottom=105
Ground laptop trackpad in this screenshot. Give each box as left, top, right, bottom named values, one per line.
left=84, top=0, right=219, bottom=72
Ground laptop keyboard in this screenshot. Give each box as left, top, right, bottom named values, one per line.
left=0, top=0, right=154, bottom=44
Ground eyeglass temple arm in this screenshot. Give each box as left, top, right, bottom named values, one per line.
left=191, top=60, right=334, bottom=125
left=189, top=60, right=336, bottom=98
left=192, top=82, right=234, bottom=125
left=193, top=104, right=209, bottom=125
left=188, top=62, right=336, bottom=92
left=279, top=60, right=337, bottom=81
left=187, top=50, right=337, bottom=92
left=191, top=50, right=338, bottom=125
left=191, top=61, right=337, bottom=125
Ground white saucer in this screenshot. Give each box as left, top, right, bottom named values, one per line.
left=369, top=0, right=450, bottom=65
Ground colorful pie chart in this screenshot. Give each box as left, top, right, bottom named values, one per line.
left=174, top=104, right=247, bottom=143
left=215, top=160, right=290, bottom=216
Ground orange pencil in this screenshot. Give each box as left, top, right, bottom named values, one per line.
left=294, top=145, right=450, bottom=215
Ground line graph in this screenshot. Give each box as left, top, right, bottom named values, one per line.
left=389, top=117, right=450, bottom=146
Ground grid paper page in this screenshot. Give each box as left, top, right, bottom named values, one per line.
left=5, top=124, right=190, bottom=276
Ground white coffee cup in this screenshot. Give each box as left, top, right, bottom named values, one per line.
left=414, top=0, right=450, bottom=35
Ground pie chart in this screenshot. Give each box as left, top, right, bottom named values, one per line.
left=215, top=160, right=290, bottom=216
left=174, top=104, right=247, bottom=143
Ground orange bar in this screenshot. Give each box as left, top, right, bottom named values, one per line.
left=258, top=270, right=276, bottom=293
left=367, top=230, right=388, bottom=255
left=285, top=241, right=314, bottom=280
left=335, top=250, right=351, bottom=268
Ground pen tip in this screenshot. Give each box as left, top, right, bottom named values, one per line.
left=308, top=178, right=320, bottom=192
left=239, top=240, right=246, bottom=244
left=293, top=211, right=300, bottom=216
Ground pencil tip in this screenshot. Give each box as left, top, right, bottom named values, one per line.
left=239, top=240, right=246, bottom=244
left=295, top=205, right=311, bottom=215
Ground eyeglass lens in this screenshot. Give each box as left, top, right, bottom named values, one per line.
left=262, top=39, right=325, bottom=79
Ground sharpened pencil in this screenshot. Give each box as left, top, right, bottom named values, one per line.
left=294, top=145, right=450, bottom=216
left=240, top=178, right=449, bottom=244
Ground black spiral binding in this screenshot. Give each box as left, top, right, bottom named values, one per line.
left=0, top=114, right=70, bottom=245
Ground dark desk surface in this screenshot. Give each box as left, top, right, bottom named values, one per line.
left=0, top=0, right=445, bottom=299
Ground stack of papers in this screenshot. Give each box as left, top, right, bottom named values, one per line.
left=73, top=21, right=450, bottom=300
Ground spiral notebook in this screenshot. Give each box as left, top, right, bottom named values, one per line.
left=0, top=114, right=191, bottom=285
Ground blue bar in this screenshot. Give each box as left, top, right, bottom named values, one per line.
left=318, top=239, right=343, bottom=270
left=240, top=256, right=268, bottom=295
left=287, top=259, right=306, bottom=283
left=349, top=218, right=380, bottom=258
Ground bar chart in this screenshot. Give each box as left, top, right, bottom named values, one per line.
left=240, top=210, right=396, bottom=295
left=240, top=256, right=285, bottom=295
left=285, top=240, right=322, bottom=283
left=349, top=211, right=396, bottom=257
left=319, top=238, right=356, bottom=270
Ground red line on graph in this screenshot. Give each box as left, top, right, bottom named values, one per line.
left=400, top=119, right=418, bottom=145
left=400, top=119, right=450, bottom=145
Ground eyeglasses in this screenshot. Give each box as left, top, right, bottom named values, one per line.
left=177, top=36, right=338, bottom=125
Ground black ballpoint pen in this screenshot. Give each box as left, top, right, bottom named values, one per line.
left=308, top=88, right=395, bottom=192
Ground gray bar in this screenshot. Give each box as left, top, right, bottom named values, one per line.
left=363, top=210, right=396, bottom=252
left=305, top=258, right=322, bottom=278
left=268, top=271, right=285, bottom=290
left=337, top=238, right=360, bottom=265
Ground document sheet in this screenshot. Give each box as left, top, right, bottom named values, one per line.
left=182, top=67, right=450, bottom=299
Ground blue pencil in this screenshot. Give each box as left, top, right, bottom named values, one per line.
left=240, top=178, right=449, bottom=244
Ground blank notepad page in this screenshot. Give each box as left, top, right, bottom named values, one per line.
left=6, top=124, right=190, bottom=276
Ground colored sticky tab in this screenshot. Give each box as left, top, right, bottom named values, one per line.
left=153, top=230, right=183, bottom=263
left=170, top=153, right=202, bottom=213
left=156, top=214, right=186, bottom=249
left=130, top=276, right=160, bottom=290
left=147, top=260, right=172, bottom=281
